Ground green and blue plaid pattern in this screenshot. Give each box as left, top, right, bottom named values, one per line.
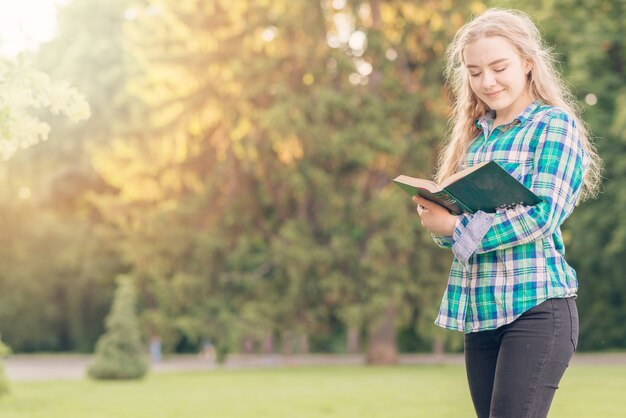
left=431, top=101, right=588, bottom=332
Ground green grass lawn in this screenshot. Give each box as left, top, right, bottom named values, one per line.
left=1, top=364, right=625, bottom=417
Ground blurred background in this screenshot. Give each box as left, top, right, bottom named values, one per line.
left=0, top=0, right=623, bottom=363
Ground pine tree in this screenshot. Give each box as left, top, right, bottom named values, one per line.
left=88, top=276, right=148, bottom=380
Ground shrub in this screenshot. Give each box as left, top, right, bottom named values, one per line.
left=0, top=335, right=11, bottom=396
left=88, top=276, right=148, bottom=380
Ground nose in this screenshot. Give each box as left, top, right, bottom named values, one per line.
left=482, top=70, right=497, bottom=88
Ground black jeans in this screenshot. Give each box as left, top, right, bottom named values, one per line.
left=464, top=297, right=578, bottom=418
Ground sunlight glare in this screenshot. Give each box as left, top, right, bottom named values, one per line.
left=0, top=0, right=62, bottom=57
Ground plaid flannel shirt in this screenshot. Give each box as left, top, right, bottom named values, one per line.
left=432, top=101, right=589, bottom=333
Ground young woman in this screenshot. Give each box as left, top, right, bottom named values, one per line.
left=412, top=8, right=602, bottom=418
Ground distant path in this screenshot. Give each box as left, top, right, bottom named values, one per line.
left=5, top=352, right=626, bottom=382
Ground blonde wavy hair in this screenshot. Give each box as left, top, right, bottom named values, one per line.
left=436, top=8, right=602, bottom=201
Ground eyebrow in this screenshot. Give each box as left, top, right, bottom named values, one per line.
left=466, top=58, right=510, bottom=69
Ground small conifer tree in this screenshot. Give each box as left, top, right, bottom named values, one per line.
left=88, top=275, right=148, bottom=380
left=0, top=334, right=11, bottom=396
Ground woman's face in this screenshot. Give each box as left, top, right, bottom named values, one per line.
left=463, top=36, right=532, bottom=121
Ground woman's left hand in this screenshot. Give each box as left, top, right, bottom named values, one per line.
left=412, top=196, right=458, bottom=236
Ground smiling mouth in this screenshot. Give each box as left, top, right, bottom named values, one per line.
left=485, top=90, right=504, bottom=98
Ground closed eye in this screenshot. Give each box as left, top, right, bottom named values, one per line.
left=494, top=67, right=507, bottom=72
left=470, top=72, right=481, bottom=78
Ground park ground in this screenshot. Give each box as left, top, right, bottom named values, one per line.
left=3, top=353, right=626, bottom=418
left=6, top=351, right=626, bottom=381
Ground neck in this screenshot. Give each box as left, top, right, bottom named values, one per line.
left=494, top=92, right=533, bottom=126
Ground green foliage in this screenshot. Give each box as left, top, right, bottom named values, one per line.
left=0, top=0, right=132, bottom=354
left=0, top=57, right=89, bottom=159
left=0, top=208, right=121, bottom=352
left=0, top=48, right=95, bottom=354
left=85, top=0, right=482, bottom=361
left=88, top=276, right=149, bottom=380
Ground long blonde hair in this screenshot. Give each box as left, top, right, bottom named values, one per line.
left=436, top=8, right=602, bottom=201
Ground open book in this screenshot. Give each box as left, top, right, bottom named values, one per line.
left=392, top=161, right=542, bottom=215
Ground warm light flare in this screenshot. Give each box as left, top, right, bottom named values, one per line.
left=0, top=0, right=65, bottom=57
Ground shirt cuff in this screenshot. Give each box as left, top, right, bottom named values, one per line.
left=430, top=217, right=460, bottom=249
left=431, top=234, right=454, bottom=248
left=451, top=211, right=494, bottom=269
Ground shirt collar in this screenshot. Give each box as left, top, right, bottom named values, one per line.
left=474, top=100, right=543, bottom=131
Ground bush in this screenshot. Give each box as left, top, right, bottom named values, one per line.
left=0, top=335, right=11, bottom=396
left=88, top=276, right=148, bottom=380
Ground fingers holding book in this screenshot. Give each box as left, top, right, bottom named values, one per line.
left=412, top=196, right=436, bottom=211
left=412, top=195, right=457, bottom=236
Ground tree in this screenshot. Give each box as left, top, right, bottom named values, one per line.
left=88, top=0, right=484, bottom=363
left=0, top=48, right=92, bottom=352
left=0, top=0, right=138, bottom=353
left=0, top=56, right=89, bottom=159
left=88, top=275, right=148, bottom=380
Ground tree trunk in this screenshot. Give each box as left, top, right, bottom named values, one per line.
left=298, top=334, right=310, bottom=354
left=261, top=332, right=275, bottom=354
left=346, top=326, right=361, bottom=354
left=281, top=331, right=295, bottom=355
left=432, top=336, right=445, bottom=357
left=365, top=304, right=398, bottom=365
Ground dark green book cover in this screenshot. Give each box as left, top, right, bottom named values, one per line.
left=392, top=161, right=542, bottom=215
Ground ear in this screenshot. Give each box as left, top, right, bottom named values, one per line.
left=523, top=58, right=532, bottom=75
